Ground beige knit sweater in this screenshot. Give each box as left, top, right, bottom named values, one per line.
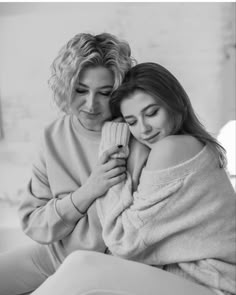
left=96, top=122, right=236, bottom=295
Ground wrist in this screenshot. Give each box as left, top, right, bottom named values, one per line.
left=73, top=184, right=96, bottom=212
left=70, top=192, right=86, bottom=215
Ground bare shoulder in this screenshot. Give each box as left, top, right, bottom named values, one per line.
left=145, top=135, right=204, bottom=171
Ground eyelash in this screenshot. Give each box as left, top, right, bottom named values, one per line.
left=146, top=109, right=159, bottom=117
left=75, top=89, right=111, bottom=96
left=75, top=89, right=86, bottom=94
left=126, top=109, right=159, bottom=126
left=100, top=92, right=111, bottom=97
left=126, top=121, right=136, bottom=127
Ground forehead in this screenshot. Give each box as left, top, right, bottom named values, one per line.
left=78, top=66, right=114, bottom=88
left=120, top=91, right=157, bottom=115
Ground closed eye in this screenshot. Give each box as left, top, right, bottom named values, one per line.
left=75, top=89, right=111, bottom=97
left=145, top=108, right=159, bottom=117
left=75, top=88, right=87, bottom=94
left=99, top=92, right=111, bottom=97
left=126, top=119, right=137, bottom=127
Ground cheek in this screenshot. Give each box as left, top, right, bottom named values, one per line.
left=101, top=99, right=111, bottom=113
left=165, top=117, right=175, bottom=134
left=71, top=95, right=83, bottom=109
left=160, top=112, right=172, bottom=130
left=129, top=127, right=139, bottom=140
left=149, top=116, right=162, bottom=128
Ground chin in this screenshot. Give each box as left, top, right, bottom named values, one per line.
left=81, top=119, right=102, bottom=131
left=88, top=123, right=102, bottom=131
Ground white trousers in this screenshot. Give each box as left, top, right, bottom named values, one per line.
left=0, top=242, right=59, bottom=295
left=32, top=251, right=214, bottom=295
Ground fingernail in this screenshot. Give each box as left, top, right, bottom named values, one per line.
left=117, top=145, right=123, bottom=148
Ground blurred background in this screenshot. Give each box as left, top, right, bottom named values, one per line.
left=0, top=2, right=235, bottom=251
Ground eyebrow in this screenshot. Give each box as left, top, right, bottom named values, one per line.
left=77, top=82, right=113, bottom=89
left=123, top=104, right=158, bottom=119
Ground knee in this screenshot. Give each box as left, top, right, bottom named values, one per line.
left=63, top=250, right=104, bottom=270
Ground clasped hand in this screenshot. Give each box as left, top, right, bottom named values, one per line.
left=84, top=145, right=127, bottom=200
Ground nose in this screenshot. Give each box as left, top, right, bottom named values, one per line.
left=85, top=92, right=97, bottom=112
left=139, top=118, right=152, bottom=134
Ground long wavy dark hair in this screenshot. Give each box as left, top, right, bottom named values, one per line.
left=110, top=62, right=226, bottom=168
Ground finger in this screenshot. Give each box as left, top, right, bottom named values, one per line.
left=106, top=166, right=126, bottom=179
left=104, top=158, right=126, bottom=171
left=99, top=146, right=123, bottom=164
left=108, top=173, right=127, bottom=187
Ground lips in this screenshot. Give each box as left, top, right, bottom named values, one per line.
left=143, top=132, right=160, bottom=142
left=82, top=111, right=100, bottom=116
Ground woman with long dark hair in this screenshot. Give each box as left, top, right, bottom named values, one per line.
left=95, top=62, right=235, bottom=295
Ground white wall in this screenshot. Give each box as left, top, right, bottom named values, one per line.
left=0, top=2, right=235, bottom=201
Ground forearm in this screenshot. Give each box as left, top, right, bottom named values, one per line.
left=68, top=183, right=97, bottom=214
left=62, top=203, right=107, bottom=256
left=18, top=182, right=78, bottom=244
left=97, top=121, right=145, bottom=256
left=99, top=171, right=183, bottom=258
left=97, top=173, right=146, bottom=258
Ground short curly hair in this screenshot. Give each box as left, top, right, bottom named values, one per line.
left=48, top=32, right=136, bottom=112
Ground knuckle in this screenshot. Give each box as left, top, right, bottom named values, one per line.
left=103, top=151, right=109, bottom=158
left=122, top=173, right=126, bottom=179
left=118, top=167, right=124, bottom=173
left=115, top=159, right=122, bottom=166
left=111, top=160, right=117, bottom=168
left=118, top=165, right=125, bottom=172
left=119, top=159, right=126, bottom=165
left=118, top=174, right=124, bottom=181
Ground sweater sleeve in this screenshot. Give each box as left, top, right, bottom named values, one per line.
left=97, top=139, right=236, bottom=294
left=97, top=121, right=178, bottom=258
left=100, top=174, right=184, bottom=259
left=18, top=132, right=84, bottom=244
left=96, top=121, right=131, bottom=224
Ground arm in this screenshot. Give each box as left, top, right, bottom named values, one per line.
left=145, top=135, right=203, bottom=171
left=127, top=135, right=150, bottom=191
left=96, top=121, right=153, bottom=257
left=100, top=174, right=184, bottom=259
left=18, top=136, right=86, bottom=244
left=99, top=135, right=204, bottom=258
left=18, top=128, right=126, bottom=244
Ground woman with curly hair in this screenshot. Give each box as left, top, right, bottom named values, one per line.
left=0, top=32, right=148, bottom=295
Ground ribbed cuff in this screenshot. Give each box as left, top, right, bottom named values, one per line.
left=99, top=121, right=130, bottom=158
left=55, top=193, right=84, bottom=225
